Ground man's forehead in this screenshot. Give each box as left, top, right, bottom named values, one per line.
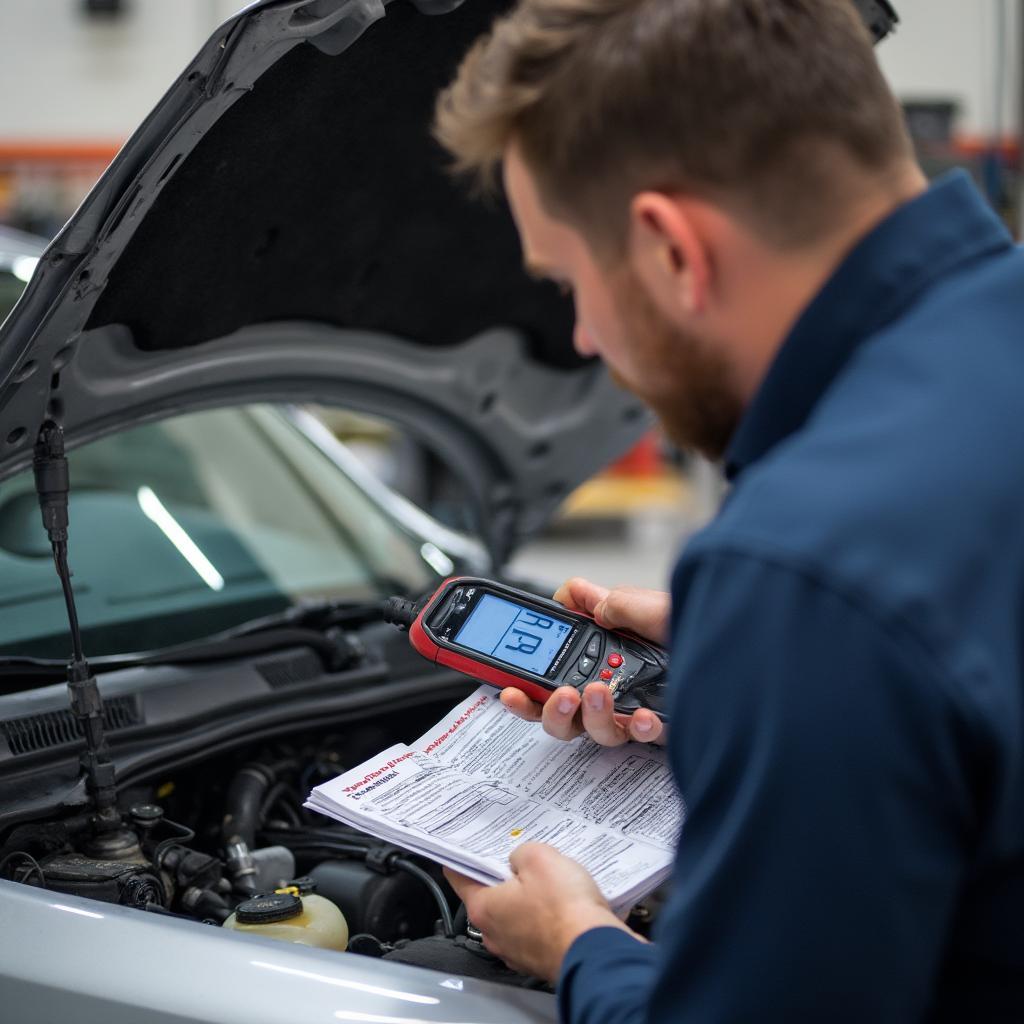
left=503, top=144, right=579, bottom=274
left=502, top=144, right=540, bottom=231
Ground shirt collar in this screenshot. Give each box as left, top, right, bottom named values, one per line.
left=724, top=171, right=1013, bottom=480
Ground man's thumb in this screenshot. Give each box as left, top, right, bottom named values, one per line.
left=593, top=588, right=669, bottom=644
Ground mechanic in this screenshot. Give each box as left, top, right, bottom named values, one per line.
left=432, top=0, right=1024, bottom=1020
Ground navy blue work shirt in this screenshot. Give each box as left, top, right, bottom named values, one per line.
left=558, top=172, right=1024, bottom=1023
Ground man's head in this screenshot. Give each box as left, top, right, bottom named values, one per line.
left=435, top=0, right=924, bottom=457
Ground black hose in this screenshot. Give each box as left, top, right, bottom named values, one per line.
left=223, top=765, right=273, bottom=849
left=267, top=838, right=374, bottom=860
left=260, top=781, right=302, bottom=827
left=0, top=851, right=46, bottom=886
left=393, top=856, right=455, bottom=938
left=266, top=835, right=455, bottom=939
left=265, top=825, right=374, bottom=842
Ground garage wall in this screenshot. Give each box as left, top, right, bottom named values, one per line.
left=877, top=0, right=1022, bottom=140
left=0, top=0, right=1020, bottom=141
left=0, top=0, right=241, bottom=141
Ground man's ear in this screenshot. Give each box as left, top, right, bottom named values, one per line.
left=628, top=192, right=710, bottom=318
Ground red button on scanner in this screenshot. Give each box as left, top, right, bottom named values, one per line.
left=607, top=653, right=624, bottom=668
left=599, top=669, right=614, bottom=681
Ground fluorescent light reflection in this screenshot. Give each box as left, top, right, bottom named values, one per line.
left=51, top=903, right=104, bottom=919
left=137, top=486, right=224, bottom=591
left=335, top=1014, right=464, bottom=1024
left=12, top=256, right=39, bottom=284
left=420, top=542, right=454, bottom=577
left=249, top=962, right=439, bottom=1005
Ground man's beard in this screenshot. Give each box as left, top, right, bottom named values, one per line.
left=608, top=268, right=742, bottom=461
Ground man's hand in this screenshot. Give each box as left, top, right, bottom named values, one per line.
left=444, top=843, right=636, bottom=981
left=501, top=577, right=669, bottom=745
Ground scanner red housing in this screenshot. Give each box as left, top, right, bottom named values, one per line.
left=408, top=577, right=576, bottom=706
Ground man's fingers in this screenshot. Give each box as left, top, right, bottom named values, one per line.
left=540, top=686, right=584, bottom=740
left=552, top=577, right=610, bottom=616
left=500, top=687, right=543, bottom=722
left=508, top=840, right=566, bottom=875
left=579, top=683, right=628, bottom=746
left=505, top=682, right=663, bottom=746
left=592, top=586, right=671, bottom=644
left=443, top=868, right=486, bottom=908
left=626, top=707, right=666, bottom=745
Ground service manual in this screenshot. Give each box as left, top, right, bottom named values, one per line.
left=305, top=686, right=684, bottom=910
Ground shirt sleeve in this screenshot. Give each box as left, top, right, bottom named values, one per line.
left=557, top=548, right=975, bottom=1024
left=558, top=928, right=657, bottom=1024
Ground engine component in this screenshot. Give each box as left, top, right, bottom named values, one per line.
left=41, top=851, right=166, bottom=909
left=384, top=935, right=548, bottom=990
left=129, top=803, right=165, bottom=837
left=250, top=845, right=296, bottom=892
left=179, top=885, right=232, bottom=923
left=222, top=884, right=349, bottom=951
left=224, top=841, right=258, bottom=894
left=309, top=857, right=440, bottom=944
left=222, top=765, right=274, bottom=894
left=158, top=844, right=224, bottom=903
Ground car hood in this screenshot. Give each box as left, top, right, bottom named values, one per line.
left=0, top=0, right=653, bottom=562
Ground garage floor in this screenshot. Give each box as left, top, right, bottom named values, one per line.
left=508, top=521, right=693, bottom=594
left=507, top=459, right=723, bottom=594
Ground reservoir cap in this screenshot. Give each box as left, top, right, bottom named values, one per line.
left=235, top=892, right=302, bottom=924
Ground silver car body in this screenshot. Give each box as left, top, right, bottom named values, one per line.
left=1, top=878, right=556, bottom=1023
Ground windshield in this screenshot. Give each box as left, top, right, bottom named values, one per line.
left=0, top=405, right=437, bottom=658
left=0, top=269, right=25, bottom=324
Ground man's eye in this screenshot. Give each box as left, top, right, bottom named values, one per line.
left=555, top=281, right=573, bottom=298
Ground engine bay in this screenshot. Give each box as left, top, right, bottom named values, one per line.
left=0, top=706, right=533, bottom=984
left=0, top=426, right=662, bottom=989
left=0, top=699, right=663, bottom=987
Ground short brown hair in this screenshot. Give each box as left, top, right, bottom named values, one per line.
left=435, top=0, right=912, bottom=250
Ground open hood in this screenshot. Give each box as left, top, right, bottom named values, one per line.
left=0, top=0, right=653, bottom=562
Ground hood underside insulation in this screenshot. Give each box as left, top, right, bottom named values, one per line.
left=87, top=0, right=580, bottom=369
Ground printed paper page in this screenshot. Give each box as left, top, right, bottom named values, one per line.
left=412, top=686, right=683, bottom=851
left=308, top=737, right=676, bottom=906
left=306, top=743, right=504, bottom=883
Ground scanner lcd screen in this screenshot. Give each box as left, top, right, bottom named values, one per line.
left=454, top=594, right=572, bottom=675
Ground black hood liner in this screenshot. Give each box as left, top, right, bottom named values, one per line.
left=88, top=0, right=580, bottom=369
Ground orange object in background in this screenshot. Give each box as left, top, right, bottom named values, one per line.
left=607, top=430, right=663, bottom=476
left=0, top=141, right=121, bottom=231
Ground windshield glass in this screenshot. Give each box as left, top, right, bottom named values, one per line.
left=0, top=405, right=437, bottom=658
left=0, top=270, right=25, bottom=323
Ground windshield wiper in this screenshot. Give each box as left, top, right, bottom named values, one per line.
left=217, top=594, right=393, bottom=637
left=0, top=596, right=396, bottom=684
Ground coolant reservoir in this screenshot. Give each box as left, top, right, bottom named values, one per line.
left=223, top=886, right=349, bottom=951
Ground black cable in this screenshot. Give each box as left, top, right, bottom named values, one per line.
left=53, top=543, right=84, bottom=664
left=264, top=824, right=371, bottom=843
left=393, top=856, right=455, bottom=938
left=0, top=851, right=46, bottom=887
left=262, top=833, right=455, bottom=938
left=264, top=838, right=374, bottom=859
left=153, top=820, right=197, bottom=870
left=260, top=781, right=302, bottom=828
left=381, top=596, right=424, bottom=631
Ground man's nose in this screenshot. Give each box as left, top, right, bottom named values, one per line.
left=573, top=322, right=597, bottom=357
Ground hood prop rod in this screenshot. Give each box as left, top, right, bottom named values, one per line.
left=33, top=423, right=136, bottom=858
